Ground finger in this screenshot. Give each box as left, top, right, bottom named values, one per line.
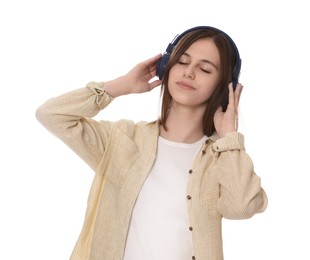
left=145, top=53, right=162, bottom=67
left=149, top=79, right=163, bottom=90
left=235, top=114, right=239, bottom=130
left=215, top=105, right=223, bottom=115
left=227, top=82, right=235, bottom=108
left=234, top=83, right=243, bottom=107
left=148, top=54, right=162, bottom=74
left=138, top=54, right=161, bottom=75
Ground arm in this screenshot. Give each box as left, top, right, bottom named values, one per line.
left=212, top=132, right=268, bottom=219
left=212, top=83, right=267, bottom=219
left=36, top=54, right=163, bottom=171
left=36, top=84, right=114, bottom=171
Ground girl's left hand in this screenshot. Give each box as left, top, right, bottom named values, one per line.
left=213, top=83, right=243, bottom=137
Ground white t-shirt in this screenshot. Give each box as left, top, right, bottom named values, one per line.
left=123, top=136, right=207, bottom=260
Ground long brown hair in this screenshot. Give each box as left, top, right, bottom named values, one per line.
left=159, top=28, right=237, bottom=137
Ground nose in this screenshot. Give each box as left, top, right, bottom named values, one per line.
left=183, top=67, right=195, bottom=79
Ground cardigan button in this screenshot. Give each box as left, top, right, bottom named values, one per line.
left=188, top=169, right=193, bottom=174
left=187, top=195, right=192, bottom=200
left=189, top=226, right=193, bottom=231
left=202, top=149, right=206, bottom=154
left=192, top=256, right=196, bottom=260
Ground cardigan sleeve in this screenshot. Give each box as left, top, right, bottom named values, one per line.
left=211, top=132, right=268, bottom=219
left=36, top=82, right=114, bottom=171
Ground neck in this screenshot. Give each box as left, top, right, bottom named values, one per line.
left=160, top=103, right=205, bottom=143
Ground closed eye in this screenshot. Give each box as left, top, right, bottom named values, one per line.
left=201, top=68, right=211, bottom=73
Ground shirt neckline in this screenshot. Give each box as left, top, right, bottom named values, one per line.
left=158, top=135, right=208, bottom=148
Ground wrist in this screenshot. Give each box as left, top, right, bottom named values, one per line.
left=103, top=76, right=128, bottom=97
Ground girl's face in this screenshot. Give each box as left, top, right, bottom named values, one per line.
left=168, top=38, right=220, bottom=109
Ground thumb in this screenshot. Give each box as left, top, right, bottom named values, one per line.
left=149, top=79, right=162, bottom=90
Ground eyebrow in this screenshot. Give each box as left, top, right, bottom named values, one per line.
left=182, top=52, right=219, bottom=70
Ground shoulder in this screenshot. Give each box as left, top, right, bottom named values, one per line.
left=112, top=119, right=159, bottom=138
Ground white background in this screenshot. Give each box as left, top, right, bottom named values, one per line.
left=1, top=0, right=309, bottom=259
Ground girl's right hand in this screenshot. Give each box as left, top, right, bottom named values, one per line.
left=103, top=54, right=163, bottom=97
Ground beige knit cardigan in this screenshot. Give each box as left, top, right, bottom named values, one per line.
left=36, top=82, right=268, bottom=260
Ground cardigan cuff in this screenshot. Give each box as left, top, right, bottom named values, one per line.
left=87, top=81, right=114, bottom=109
left=211, top=132, right=245, bottom=152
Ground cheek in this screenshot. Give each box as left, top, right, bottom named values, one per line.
left=200, top=88, right=215, bottom=103
left=167, top=67, right=178, bottom=87
left=200, top=75, right=218, bottom=93
left=168, top=65, right=178, bottom=78
left=198, top=81, right=219, bottom=103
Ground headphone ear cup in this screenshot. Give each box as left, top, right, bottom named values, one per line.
left=156, top=52, right=171, bottom=80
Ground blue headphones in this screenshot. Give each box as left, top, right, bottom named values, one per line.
left=156, top=26, right=242, bottom=91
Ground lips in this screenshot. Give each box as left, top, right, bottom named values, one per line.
left=177, top=81, right=195, bottom=90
